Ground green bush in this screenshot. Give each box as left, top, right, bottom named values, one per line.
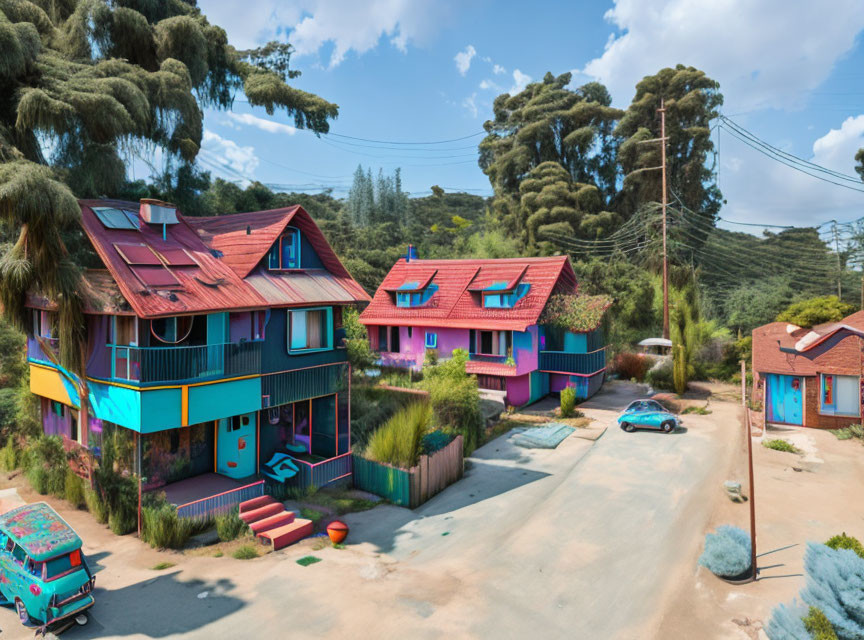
left=365, top=401, right=432, bottom=468
left=215, top=509, right=247, bottom=542
left=64, top=470, right=85, bottom=508
left=27, top=465, right=48, bottom=494
left=560, top=387, right=576, bottom=418
left=825, top=532, right=864, bottom=559
left=342, top=307, right=375, bottom=371
left=299, top=507, right=323, bottom=523
left=763, top=439, right=799, bottom=454
left=421, top=349, right=482, bottom=452
left=95, top=467, right=139, bottom=536
left=646, top=361, right=674, bottom=391
left=803, top=606, right=839, bottom=640
left=142, top=502, right=195, bottom=549
left=232, top=544, right=258, bottom=560
left=420, top=430, right=452, bottom=455
left=350, top=385, right=413, bottom=450
left=0, top=439, right=16, bottom=471
left=109, top=506, right=137, bottom=536
left=84, top=488, right=108, bottom=524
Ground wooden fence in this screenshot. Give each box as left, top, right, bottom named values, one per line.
left=352, top=435, right=463, bottom=508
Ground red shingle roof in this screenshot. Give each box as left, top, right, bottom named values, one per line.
left=74, top=200, right=368, bottom=318
left=360, top=256, right=577, bottom=331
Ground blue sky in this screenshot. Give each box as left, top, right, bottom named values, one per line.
left=174, top=0, right=864, bottom=228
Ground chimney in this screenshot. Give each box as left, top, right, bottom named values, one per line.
left=406, top=244, right=418, bottom=263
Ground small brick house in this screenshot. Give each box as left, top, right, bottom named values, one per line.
left=752, top=310, right=864, bottom=429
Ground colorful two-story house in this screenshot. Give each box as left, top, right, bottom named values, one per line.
left=359, top=252, right=610, bottom=407
left=25, top=199, right=368, bottom=516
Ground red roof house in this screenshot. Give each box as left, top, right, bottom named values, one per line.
left=752, top=310, right=864, bottom=428
left=360, top=253, right=608, bottom=407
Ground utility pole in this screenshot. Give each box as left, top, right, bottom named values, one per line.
left=833, top=222, right=842, bottom=299
left=742, top=359, right=757, bottom=582
left=659, top=99, right=670, bottom=340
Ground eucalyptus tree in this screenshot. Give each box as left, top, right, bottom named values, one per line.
left=0, top=0, right=338, bottom=370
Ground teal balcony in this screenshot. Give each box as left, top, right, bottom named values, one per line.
left=108, top=341, right=262, bottom=385
left=261, top=362, right=349, bottom=407
left=539, top=349, right=606, bottom=375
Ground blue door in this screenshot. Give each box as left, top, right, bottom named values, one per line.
left=205, top=313, right=228, bottom=376
left=767, top=374, right=803, bottom=425
left=217, top=413, right=256, bottom=479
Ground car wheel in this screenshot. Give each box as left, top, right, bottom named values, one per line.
left=662, top=421, right=675, bottom=433
left=15, top=598, right=31, bottom=625
left=621, top=422, right=635, bottom=432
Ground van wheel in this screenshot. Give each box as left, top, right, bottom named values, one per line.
left=662, top=421, right=675, bottom=433
left=15, top=598, right=31, bottom=625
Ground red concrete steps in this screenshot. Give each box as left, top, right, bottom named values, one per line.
left=238, top=496, right=313, bottom=550
left=249, top=511, right=295, bottom=535
left=258, top=519, right=314, bottom=551
left=240, top=495, right=278, bottom=513
left=239, top=502, right=284, bottom=524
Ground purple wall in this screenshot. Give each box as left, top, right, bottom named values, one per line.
left=230, top=312, right=252, bottom=343
left=86, top=315, right=112, bottom=379
left=514, top=326, right=539, bottom=375
left=506, top=373, right=531, bottom=407
left=41, top=398, right=71, bottom=438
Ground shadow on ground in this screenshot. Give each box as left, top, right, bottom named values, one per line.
left=63, top=572, right=244, bottom=638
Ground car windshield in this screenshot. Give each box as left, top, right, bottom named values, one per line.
left=43, top=549, right=84, bottom=580
left=627, top=400, right=664, bottom=413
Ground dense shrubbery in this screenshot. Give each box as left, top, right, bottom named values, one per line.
left=698, top=525, right=752, bottom=578
left=343, top=307, right=375, bottom=372
left=560, top=387, right=576, bottom=418
left=350, top=385, right=414, bottom=450
left=366, top=402, right=432, bottom=468
left=142, top=495, right=197, bottom=549
left=421, top=349, right=483, bottom=453
left=420, top=430, right=453, bottom=455
left=215, top=509, right=248, bottom=542
left=64, top=469, right=85, bottom=508
left=646, top=360, right=674, bottom=391
left=84, top=488, right=109, bottom=524
left=614, top=352, right=652, bottom=381
left=768, top=534, right=864, bottom=640
left=0, top=439, right=16, bottom=471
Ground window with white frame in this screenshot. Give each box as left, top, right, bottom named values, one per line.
left=820, top=374, right=860, bottom=416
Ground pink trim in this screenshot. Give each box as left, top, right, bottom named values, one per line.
left=292, top=451, right=352, bottom=469
left=261, top=361, right=347, bottom=377
left=175, top=480, right=265, bottom=510
left=348, top=363, right=352, bottom=451
left=329, top=472, right=352, bottom=483
left=539, top=367, right=606, bottom=378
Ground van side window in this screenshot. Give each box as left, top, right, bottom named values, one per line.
left=12, top=543, right=26, bottom=564
left=4, top=537, right=13, bottom=553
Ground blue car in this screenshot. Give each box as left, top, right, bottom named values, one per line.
left=618, top=399, right=680, bottom=433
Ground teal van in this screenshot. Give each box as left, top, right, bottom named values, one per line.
left=0, top=502, right=94, bottom=628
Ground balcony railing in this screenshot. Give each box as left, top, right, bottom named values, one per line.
left=469, top=353, right=509, bottom=364
left=291, top=453, right=353, bottom=490
left=261, top=362, right=349, bottom=407
left=109, top=341, right=263, bottom=385
left=539, top=348, right=606, bottom=375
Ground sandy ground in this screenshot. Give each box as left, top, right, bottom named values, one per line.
left=655, top=420, right=864, bottom=639
left=0, top=381, right=823, bottom=640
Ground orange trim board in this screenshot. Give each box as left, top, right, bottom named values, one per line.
left=29, top=364, right=74, bottom=406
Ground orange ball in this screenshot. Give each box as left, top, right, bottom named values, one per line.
left=326, top=520, right=349, bottom=544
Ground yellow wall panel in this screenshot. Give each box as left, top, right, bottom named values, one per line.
left=30, top=365, right=74, bottom=406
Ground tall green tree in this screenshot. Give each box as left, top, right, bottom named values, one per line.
left=616, top=65, right=723, bottom=232
left=0, top=0, right=338, bottom=370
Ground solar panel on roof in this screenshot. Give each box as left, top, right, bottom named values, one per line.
left=131, top=265, right=181, bottom=288
left=158, top=248, right=197, bottom=266
left=114, top=243, right=161, bottom=265
left=94, top=208, right=138, bottom=230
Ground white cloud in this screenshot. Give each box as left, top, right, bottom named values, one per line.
left=582, top=0, right=864, bottom=110
left=201, top=130, right=259, bottom=182
left=462, top=93, right=479, bottom=118
left=454, top=45, right=476, bottom=76
left=479, top=79, right=501, bottom=92
left=721, top=115, right=864, bottom=226
left=492, top=64, right=506, bottom=75
left=509, top=69, right=532, bottom=95
left=199, top=0, right=444, bottom=68
left=225, top=112, right=297, bottom=135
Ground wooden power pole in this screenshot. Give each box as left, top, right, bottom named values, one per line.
left=659, top=99, right=670, bottom=340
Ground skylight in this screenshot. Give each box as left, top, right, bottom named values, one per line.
left=113, top=243, right=161, bottom=265
left=94, top=207, right=138, bottom=230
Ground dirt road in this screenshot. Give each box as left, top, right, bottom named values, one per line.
left=1, top=382, right=740, bottom=640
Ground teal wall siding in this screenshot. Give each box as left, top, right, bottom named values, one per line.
left=188, top=377, right=262, bottom=425
left=139, top=388, right=183, bottom=433
left=89, top=382, right=142, bottom=431
left=300, top=233, right=324, bottom=269
left=260, top=308, right=347, bottom=374
left=529, top=370, right=549, bottom=404
left=564, top=331, right=587, bottom=353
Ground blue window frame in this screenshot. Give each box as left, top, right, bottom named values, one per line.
left=268, top=227, right=301, bottom=270
left=425, top=332, right=438, bottom=349
left=396, top=283, right=438, bottom=307
left=483, top=283, right=530, bottom=309
left=288, top=307, right=333, bottom=353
